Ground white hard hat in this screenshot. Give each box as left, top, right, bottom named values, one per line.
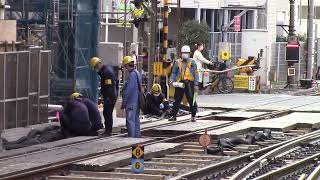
left=181, top=45, right=191, bottom=53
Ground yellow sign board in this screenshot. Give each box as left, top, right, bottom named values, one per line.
left=132, top=146, right=144, bottom=159
left=234, top=75, right=249, bottom=89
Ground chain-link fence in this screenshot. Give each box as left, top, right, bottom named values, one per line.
left=270, top=42, right=306, bottom=84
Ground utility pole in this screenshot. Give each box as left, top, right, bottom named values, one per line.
left=147, top=0, right=157, bottom=91
left=222, top=0, right=229, bottom=42
left=124, top=0, right=128, bottom=56
left=307, top=0, right=314, bottom=79
left=285, top=0, right=298, bottom=89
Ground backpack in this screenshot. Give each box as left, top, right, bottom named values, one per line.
left=134, top=71, right=147, bottom=113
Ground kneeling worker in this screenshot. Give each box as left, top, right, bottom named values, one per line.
left=169, top=45, right=199, bottom=122
left=90, top=57, right=118, bottom=136
left=60, top=93, right=103, bottom=137
left=146, top=84, right=170, bottom=117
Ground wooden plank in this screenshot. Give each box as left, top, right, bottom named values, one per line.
left=73, top=143, right=183, bottom=171
left=165, top=154, right=223, bottom=160
left=144, top=161, right=198, bottom=168
left=70, top=171, right=165, bottom=180
left=49, top=176, right=134, bottom=180
left=151, top=158, right=211, bottom=164
left=115, top=168, right=178, bottom=175
left=0, top=20, right=16, bottom=42
left=183, top=144, right=203, bottom=150
left=0, top=137, right=153, bottom=177
left=223, top=151, right=240, bottom=156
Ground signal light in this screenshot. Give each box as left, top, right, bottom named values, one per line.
left=286, top=42, right=300, bottom=61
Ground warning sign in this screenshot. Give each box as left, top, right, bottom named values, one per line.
left=248, top=76, right=256, bottom=91
left=234, top=75, right=249, bottom=89
left=131, top=159, right=145, bottom=174
left=199, top=129, right=211, bottom=147
left=132, top=145, right=144, bottom=159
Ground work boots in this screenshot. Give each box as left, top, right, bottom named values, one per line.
left=191, top=117, right=196, bottom=122
left=168, top=116, right=177, bottom=121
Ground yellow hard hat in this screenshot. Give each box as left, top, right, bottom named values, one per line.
left=152, top=84, right=162, bottom=94
left=122, top=56, right=134, bottom=65
left=69, top=92, right=83, bottom=100
left=89, top=57, right=102, bottom=69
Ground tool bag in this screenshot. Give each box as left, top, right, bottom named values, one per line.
left=134, top=70, right=147, bottom=113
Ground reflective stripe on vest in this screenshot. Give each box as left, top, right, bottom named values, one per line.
left=177, top=59, right=194, bottom=81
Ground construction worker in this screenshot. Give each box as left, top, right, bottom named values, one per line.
left=145, top=84, right=170, bottom=117
left=90, top=57, right=118, bottom=136
left=60, top=93, right=92, bottom=137
left=121, top=56, right=141, bottom=138
left=169, top=45, right=199, bottom=122
left=193, top=42, right=214, bottom=83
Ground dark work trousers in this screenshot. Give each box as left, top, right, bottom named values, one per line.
left=103, top=99, right=116, bottom=134
left=172, top=81, right=197, bottom=117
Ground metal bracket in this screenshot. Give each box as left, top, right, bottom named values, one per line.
left=277, top=24, right=289, bottom=35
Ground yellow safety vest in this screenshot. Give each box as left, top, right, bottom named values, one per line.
left=177, top=59, right=194, bottom=81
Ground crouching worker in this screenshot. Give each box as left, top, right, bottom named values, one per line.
left=146, top=84, right=170, bottom=117
left=60, top=93, right=103, bottom=137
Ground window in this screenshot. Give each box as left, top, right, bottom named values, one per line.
left=298, top=6, right=320, bottom=19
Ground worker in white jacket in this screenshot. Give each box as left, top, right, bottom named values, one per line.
left=193, top=42, right=213, bottom=83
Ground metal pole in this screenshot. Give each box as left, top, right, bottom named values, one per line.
left=222, top=0, right=229, bottom=42
left=148, top=0, right=157, bottom=91
left=124, top=0, right=128, bottom=56
left=0, top=0, right=5, bottom=19
left=307, top=0, right=314, bottom=79
left=288, top=0, right=296, bottom=37
left=210, top=10, right=215, bottom=59
left=163, top=0, right=169, bottom=61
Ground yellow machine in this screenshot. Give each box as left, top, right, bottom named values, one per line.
left=236, top=57, right=256, bottom=76
left=236, top=49, right=263, bottom=76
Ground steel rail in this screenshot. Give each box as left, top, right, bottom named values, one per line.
left=231, top=130, right=320, bottom=180
left=256, top=151, right=320, bottom=179
left=307, top=164, right=320, bottom=180
left=1, top=96, right=319, bottom=179
left=1, top=94, right=307, bottom=161
left=170, top=130, right=320, bottom=180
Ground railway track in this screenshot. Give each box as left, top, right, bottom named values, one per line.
left=231, top=129, right=320, bottom=180
left=48, top=132, right=303, bottom=180
left=1, top=96, right=319, bottom=180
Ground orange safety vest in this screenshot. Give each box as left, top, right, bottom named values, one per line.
left=177, top=59, right=194, bottom=81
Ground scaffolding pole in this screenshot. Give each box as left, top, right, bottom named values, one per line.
left=307, top=0, right=314, bottom=79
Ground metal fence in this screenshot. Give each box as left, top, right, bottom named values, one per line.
left=0, top=49, right=50, bottom=131
left=270, top=42, right=306, bottom=83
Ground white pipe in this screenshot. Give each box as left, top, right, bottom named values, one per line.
left=48, top=104, right=63, bottom=111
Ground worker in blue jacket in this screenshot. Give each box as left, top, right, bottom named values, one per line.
left=90, top=57, right=118, bottom=136
left=60, top=94, right=92, bottom=137
left=60, top=93, right=104, bottom=137
left=145, top=84, right=170, bottom=117
left=121, top=56, right=141, bottom=138
left=169, top=45, right=199, bottom=122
